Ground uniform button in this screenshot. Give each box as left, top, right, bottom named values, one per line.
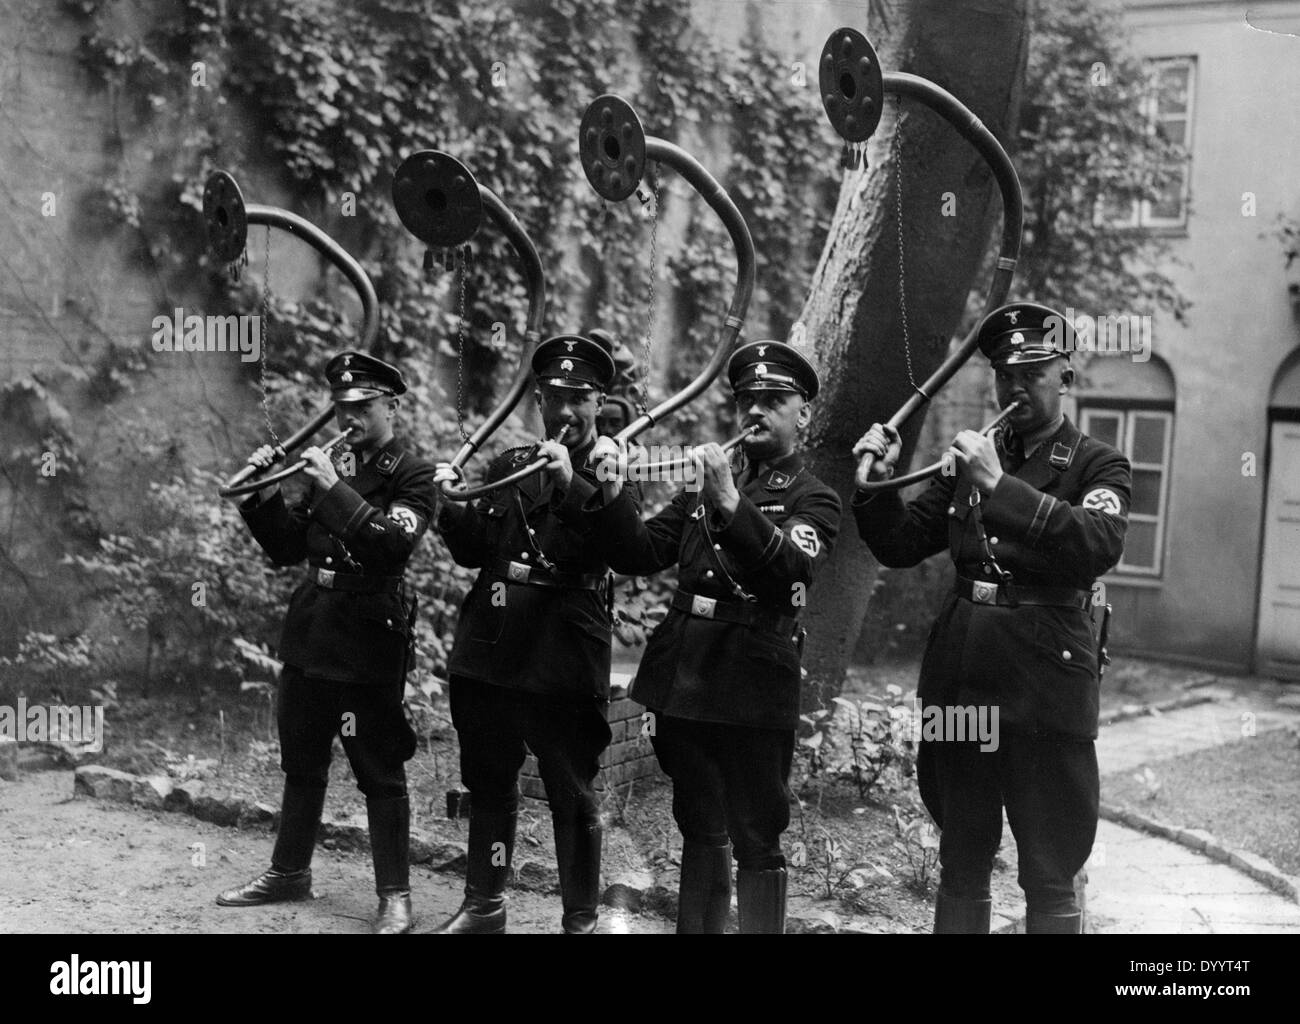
left=325, top=556, right=333, bottom=565
left=981, top=563, right=992, bottom=573
left=528, top=528, right=536, bottom=535
left=705, top=570, right=714, bottom=579
left=948, top=506, right=956, bottom=516
left=521, top=552, right=530, bottom=561
left=714, top=543, right=721, bottom=550
left=990, top=536, right=999, bottom=545
left=1062, top=649, right=1072, bottom=661
left=386, top=619, right=393, bottom=628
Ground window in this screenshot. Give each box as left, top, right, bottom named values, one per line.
left=1106, top=57, right=1195, bottom=230
left=1079, top=407, right=1173, bottom=575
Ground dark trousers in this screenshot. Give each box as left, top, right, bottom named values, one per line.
left=449, top=675, right=611, bottom=823
left=651, top=714, right=794, bottom=870
left=918, top=730, right=1099, bottom=914
left=277, top=665, right=415, bottom=799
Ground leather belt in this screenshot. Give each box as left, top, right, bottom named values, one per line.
left=491, top=559, right=604, bottom=591
left=310, top=568, right=403, bottom=595
left=955, top=575, right=1091, bottom=610
left=672, top=590, right=798, bottom=636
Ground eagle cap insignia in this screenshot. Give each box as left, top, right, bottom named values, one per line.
left=756, top=345, right=768, bottom=356
left=1006, top=310, right=1020, bottom=324
left=564, top=340, right=577, bottom=352
left=560, top=359, right=574, bottom=372
left=342, top=354, right=353, bottom=365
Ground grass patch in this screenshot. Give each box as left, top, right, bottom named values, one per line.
left=1102, top=727, right=1300, bottom=875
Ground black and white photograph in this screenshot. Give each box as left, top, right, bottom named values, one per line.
left=0, top=0, right=1295, bottom=1000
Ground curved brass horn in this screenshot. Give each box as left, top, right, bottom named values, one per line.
left=208, top=171, right=381, bottom=500
left=393, top=150, right=549, bottom=502
left=820, top=28, right=1026, bottom=494
left=579, top=94, right=757, bottom=447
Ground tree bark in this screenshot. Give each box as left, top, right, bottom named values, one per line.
left=798, top=0, right=1030, bottom=708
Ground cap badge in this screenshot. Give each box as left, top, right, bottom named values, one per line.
left=564, top=340, right=577, bottom=352
left=1011, top=332, right=1024, bottom=347
left=756, top=345, right=768, bottom=356
left=560, top=359, right=574, bottom=372
left=756, top=363, right=767, bottom=376
left=1006, top=310, right=1020, bottom=324
left=340, top=371, right=353, bottom=382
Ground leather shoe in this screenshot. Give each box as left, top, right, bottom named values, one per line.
left=216, top=867, right=312, bottom=907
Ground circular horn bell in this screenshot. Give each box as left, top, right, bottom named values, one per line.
left=392, top=150, right=483, bottom=248
left=203, top=171, right=249, bottom=263
left=819, top=27, right=884, bottom=143
left=579, top=94, right=646, bottom=202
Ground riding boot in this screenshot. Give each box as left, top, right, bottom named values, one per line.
left=367, top=796, right=412, bottom=934
left=933, top=892, right=992, bottom=934
left=676, top=839, right=732, bottom=934
left=1025, top=909, right=1082, bottom=934
left=554, top=818, right=602, bottom=934
left=736, top=867, right=787, bottom=934
left=432, top=808, right=516, bottom=934
left=216, top=781, right=325, bottom=906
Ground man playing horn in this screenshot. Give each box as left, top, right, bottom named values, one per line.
left=217, top=350, right=439, bottom=935
left=431, top=332, right=639, bottom=934
left=851, top=301, right=1131, bottom=934
left=590, top=340, right=840, bottom=934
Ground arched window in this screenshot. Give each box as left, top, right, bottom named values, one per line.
left=1074, top=354, right=1176, bottom=576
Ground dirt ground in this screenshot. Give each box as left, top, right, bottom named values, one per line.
left=0, top=769, right=671, bottom=934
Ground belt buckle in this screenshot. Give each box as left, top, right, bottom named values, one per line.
left=507, top=561, right=531, bottom=584
left=971, top=581, right=998, bottom=605
left=690, top=595, right=717, bottom=619
left=316, top=568, right=335, bottom=588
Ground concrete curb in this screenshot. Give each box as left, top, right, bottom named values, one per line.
left=1099, top=800, right=1300, bottom=904
left=1096, top=690, right=1217, bottom=727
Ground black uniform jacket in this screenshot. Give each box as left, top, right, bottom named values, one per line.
left=594, top=450, right=840, bottom=732
left=240, top=437, right=440, bottom=689
left=853, top=416, right=1131, bottom=739
left=436, top=437, right=641, bottom=702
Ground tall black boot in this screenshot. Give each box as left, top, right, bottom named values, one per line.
left=216, top=781, right=325, bottom=906
left=432, top=808, right=515, bottom=934
left=554, top=818, right=602, bottom=934
left=1025, top=910, right=1082, bottom=934
left=367, top=796, right=412, bottom=935
left=676, top=839, right=732, bottom=934
left=737, top=867, right=787, bottom=934
left=933, top=892, right=992, bottom=934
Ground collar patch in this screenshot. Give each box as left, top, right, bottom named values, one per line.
left=1049, top=442, right=1073, bottom=470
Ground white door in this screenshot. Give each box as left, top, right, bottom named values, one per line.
left=1258, top=419, right=1300, bottom=678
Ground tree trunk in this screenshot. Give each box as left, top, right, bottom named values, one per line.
left=799, top=0, right=1030, bottom=708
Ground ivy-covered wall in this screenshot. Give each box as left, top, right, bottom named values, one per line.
left=0, top=0, right=842, bottom=698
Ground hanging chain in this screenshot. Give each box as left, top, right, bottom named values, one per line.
left=454, top=246, right=469, bottom=442
left=259, top=226, right=282, bottom=448
left=638, top=169, right=660, bottom=416
left=892, top=103, right=918, bottom=394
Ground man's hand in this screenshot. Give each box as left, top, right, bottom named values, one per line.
left=299, top=446, right=340, bottom=491
left=537, top=439, right=573, bottom=492
left=589, top=435, right=625, bottom=502
left=852, top=423, right=901, bottom=489
left=228, top=443, right=282, bottom=505
left=695, top=443, right=739, bottom=517
left=949, top=430, right=1003, bottom=494
left=432, top=462, right=464, bottom=488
